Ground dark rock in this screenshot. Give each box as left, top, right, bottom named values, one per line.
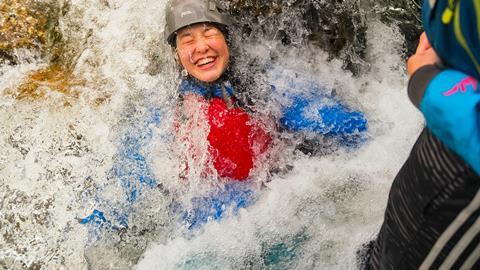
left=227, top=0, right=369, bottom=74
left=226, top=0, right=422, bottom=75
left=373, top=0, right=423, bottom=57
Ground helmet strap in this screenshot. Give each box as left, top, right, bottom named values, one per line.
left=172, top=48, right=187, bottom=77
left=173, top=47, right=179, bottom=62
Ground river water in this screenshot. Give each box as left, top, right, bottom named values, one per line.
left=0, top=0, right=423, bottom=269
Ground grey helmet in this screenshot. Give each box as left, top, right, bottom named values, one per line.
left=165, top=0, right=231, bottom=46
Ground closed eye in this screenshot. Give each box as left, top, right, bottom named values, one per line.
left=178, top=34, right=194, bottom=45
left=204, top=27, right=221, bottom=37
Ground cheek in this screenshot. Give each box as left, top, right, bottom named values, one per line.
left=223, top=48, right=230, bottom=63
left=211, top=41, right=229, bottom=61
left=177, top=50, right=193, bottom=67
left=219, top=47, right=230, bottom=67
left=177, top=46, right=192, bottom=58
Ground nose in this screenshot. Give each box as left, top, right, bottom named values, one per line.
left=194, top=37, right=209, bottom=55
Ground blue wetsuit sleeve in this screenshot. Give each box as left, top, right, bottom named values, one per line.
left=279, top=93, right=367, bottom=148
left=414, top=69, right=480, bottom=175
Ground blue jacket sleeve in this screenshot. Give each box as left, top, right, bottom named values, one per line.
left=409, top=66, right=480, bottom=175
left=279, top=93, right=367, bottom=148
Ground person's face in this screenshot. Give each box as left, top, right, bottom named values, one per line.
left=176, top=23, right=229, bottom=83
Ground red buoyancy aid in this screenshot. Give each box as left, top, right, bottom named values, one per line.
left=177, top=93, right=271, bottom=181
left=207, top=97, right=271, bottom=180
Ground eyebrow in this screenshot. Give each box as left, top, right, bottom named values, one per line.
left=177, top=31, right=193, bottom=39
left=177, top=24, right=217, bottom=40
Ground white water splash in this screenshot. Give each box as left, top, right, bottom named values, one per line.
left=0, top=0, right=423, bottom=269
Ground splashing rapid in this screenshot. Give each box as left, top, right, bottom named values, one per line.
left=0, top=0, right=423, bottom=269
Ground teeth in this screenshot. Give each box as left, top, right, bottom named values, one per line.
left=197, top=57, right=214, bottom=66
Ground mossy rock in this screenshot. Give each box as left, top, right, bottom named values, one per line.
left=0, top=0, right=64, bottom=64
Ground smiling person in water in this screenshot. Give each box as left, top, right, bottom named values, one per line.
left=165, top=0, right=272, bottom=181
left=165, top=0, right=368, bottom=181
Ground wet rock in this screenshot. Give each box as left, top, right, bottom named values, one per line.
left=32, top=198, right=54, bottom=226
left=7, top=126, right=31, bottom=156
left=226, top=0, right=422, bottom=74
left=5, top=64, right=86, bottom=101
left=226, top=0, right=368, bottom=74
left=0, top=0, right=59, bottom=64
left=371, top=0, right=422, bottom=57
left=0, top=0, right=96, bottom=103
left=0, top=185, right=65, bottom=269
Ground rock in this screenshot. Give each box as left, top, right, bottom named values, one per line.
left=367, top=0, right=422, bottom=57
left=0, top=0, right=98, bottom=103
left=227, top=0, right=368, bottom=74
left=5, top=64, right=85, bottom=101
left=226, top=0, right=422, bottom=75
left=0, top=0, right=61, bottom=64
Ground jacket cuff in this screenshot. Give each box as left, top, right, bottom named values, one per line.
left=407, top=64, right=442, bottom=108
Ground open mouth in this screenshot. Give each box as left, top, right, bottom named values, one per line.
left=196, top=57, right=216, bottom=69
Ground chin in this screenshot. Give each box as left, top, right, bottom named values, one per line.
left=196, top=73, right=222, bottom=83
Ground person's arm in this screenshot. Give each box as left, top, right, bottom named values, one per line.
left=407, top=34, right=480, bottom=175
